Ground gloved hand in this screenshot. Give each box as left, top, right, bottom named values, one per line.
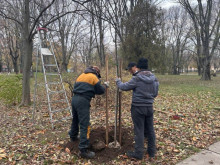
left=104, top=81, right=110, bottom=88
left=115, top=77, right=121, bottom=82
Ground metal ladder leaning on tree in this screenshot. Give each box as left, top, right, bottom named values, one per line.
left=32, top=27, right=72, bottom=129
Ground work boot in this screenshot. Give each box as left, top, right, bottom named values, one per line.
left=79, top=149, right=95, bottom=159
left=70, top=137, right=79, bottom=142
left=126, top=151, right=143, bottom=160
left=70, top=134, right=80, bottom=142
left=146, top=154, right=155, bottom=162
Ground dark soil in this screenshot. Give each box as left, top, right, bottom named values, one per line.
left=64, top=126, right=134, bottom=163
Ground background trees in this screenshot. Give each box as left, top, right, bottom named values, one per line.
left=50, top=2, right=83, bottom=72
left=122, top=0, right=164, bottom=70
left=165, top=6, right=192, bottom=74
left=178, top=0, right=220, bottom=80
left=0, top=0, right=83, bottom=105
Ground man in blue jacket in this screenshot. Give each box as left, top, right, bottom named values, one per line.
left=69, top=66, right=107, bottom=159
left=116, top=58, right=159, bottom=160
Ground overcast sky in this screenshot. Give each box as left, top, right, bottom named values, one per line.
left=158, top=0, right=178, bottom=9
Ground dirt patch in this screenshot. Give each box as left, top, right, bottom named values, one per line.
left=64, top=126, right=134, bottom=163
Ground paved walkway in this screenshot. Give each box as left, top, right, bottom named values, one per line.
left=177, top=141, right=220, bottom=165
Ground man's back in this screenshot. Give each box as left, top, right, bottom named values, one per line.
left=116, top=70, right=159, bottom=106
left=73, top=67, right=105, bottom=99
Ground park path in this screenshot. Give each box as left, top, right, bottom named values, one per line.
left=177, top=141, right=220, bottom=165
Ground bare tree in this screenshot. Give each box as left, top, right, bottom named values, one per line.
left=92, top=0, right=106, bottom=67
left=50, top=2, right=83, bottom=72
left=0, top=0, right=87, bottom=105
left=178, top=0, right=220, bottom=80
left=73, top=0, right=128, bottom=62
left=0, top=20, right=11, bottom=73
left=3, top=19, right=20, bottom=74
left=165, top=6, right=192, bottom=74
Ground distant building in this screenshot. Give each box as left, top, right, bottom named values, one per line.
left=2, top=65, right=9, bottom=72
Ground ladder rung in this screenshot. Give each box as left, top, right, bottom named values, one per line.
left=43, top=54, right=53, bottom=56
left=46, top=73, right=59, bottom=76
left=49, top=99, right=67, bottom=103
left=51, top=116, right=72, bottom=123
left=51, top=108, right=70, bottom=113
left=44, top=64, right=56, bottom=67
left=41, top=48, right=53, bottom=55
left=36, top=83, right=45, bottom=86
left=49, top=90, right=65, bottom=94
left=47, top=82, right=61, bottom=85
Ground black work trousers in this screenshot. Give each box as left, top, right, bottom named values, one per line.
left=69, top=95, right=91, bottom=151
left=131, top=105, right=156, bottom=157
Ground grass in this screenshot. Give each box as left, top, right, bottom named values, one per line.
left=150, top=74, right=220, bottom=164
left=157, top=74, right=220, bottom=94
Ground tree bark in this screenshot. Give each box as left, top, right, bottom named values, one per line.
left=0, top=50, right=2, bottom=72
left=12, top=57, right=19, bottom=74
left=178, top=0, right=220, bottom=80
left=61, top=32, right=67, bottom=72
left=20, top=38, right=33, bottom=105
left=20, top=0, right=32, bottom=105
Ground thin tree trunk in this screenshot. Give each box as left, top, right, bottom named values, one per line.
left=88, top=5, right=94, bottom=66
left=61, top=30, right=67, bottom=72
left=0, top=51, right=2, bottom=72
left=62, top=62, right=68, bottom=72
left=197, top=57, right=202, bottom=76
left=13, top=57, right=19, bottom=74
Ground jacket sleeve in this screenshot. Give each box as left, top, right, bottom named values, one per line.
left=116, top=76, right=137, bottom=91
left=153, top=78, right=159, bottom=98
left=94, top=81, right=105, bottom=95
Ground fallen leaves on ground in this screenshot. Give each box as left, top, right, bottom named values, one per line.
left=0, top=73, right=220, bottom=164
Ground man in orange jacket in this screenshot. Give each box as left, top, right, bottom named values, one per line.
left=69, top=66, right=108, bottom=159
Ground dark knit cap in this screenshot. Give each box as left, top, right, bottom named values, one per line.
left=126, top=62, right=136, bottom=70
left=137, top=58, right=148, bottom=69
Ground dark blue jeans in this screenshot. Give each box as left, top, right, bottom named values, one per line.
left=131, top=105, right=156, bottom=157
left=69, top=95, right=91, bottom=151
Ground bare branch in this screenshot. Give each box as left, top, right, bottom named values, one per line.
left=29, top=0, right=56, bottom=38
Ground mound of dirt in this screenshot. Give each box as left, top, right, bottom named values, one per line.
left=64, top=126, right=134, bottom=163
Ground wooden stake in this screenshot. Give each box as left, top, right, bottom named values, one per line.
left=105, top=55, right=109, bottom=146
left=118, top=59, right=122, bottom=145
left=114, top=32, right=119, bottom=146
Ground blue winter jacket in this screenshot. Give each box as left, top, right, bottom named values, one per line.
left=116, top=70, right=159, bottom=106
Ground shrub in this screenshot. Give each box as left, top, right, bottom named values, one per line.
left=0, top=74, right=22, bottom=105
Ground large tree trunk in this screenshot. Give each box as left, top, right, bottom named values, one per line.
left=21, top=38, right=33, bottom=105
left=201, top=42, right=211, bottom=80
left=201, top=60, right=211, bottom=80
left=20, top=0, right=32, bottom=105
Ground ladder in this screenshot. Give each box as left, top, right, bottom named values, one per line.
left=32, top=27, right=72, bottom=128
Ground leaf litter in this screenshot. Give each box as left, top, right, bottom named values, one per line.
left=0, top=74, right=220, bottom=164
